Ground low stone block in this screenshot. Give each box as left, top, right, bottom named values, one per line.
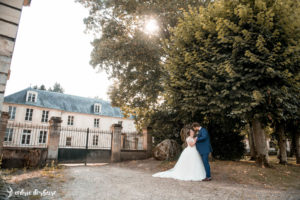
left=0, top=55, right=11, bottom=74
left=0, top=73, right=8, bottom=85
left=0, top=37, right=14, bottom=57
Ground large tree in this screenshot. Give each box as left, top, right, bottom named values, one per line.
left=33, top=84, right=46, bottom=90
left=49, top=82, right=65, bottom=93
left=76, top=0, right=212, bottom=129
left=163, top=0, right=300, bottom=166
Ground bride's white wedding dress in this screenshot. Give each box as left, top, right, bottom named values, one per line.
left=152, top=137, right=206, bottom=181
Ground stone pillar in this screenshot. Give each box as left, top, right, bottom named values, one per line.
left=111, top=124, right=122, bottom=162
left=143, top=127, right=153, bottom=157
left=0, top=112, right=9, bottom=156
left=46, top=117, right=62, bottom=165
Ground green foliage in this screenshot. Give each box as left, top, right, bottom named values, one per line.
left=208, top=120, right=246, bottom=160
left=164, top=0, right=300, bottom=123
left=163, top=0, right=300, bottom=159
left=33, top=84, right=46, bottom=90
left=32, top=83, right=64, bottom=93
left=78, top=0, right=300, bottom=160
left=48, top=82, right=65, bottom=93
left=77, top=0, right=212, bottom=128
left=147, top=108, right=184, bottom=145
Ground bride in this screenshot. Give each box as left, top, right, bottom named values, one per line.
left=152, top=129, right=206, bottom=181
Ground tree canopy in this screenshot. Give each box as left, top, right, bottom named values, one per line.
left=77, top=0, right=300, bottom=162
left=76, top=0, right=212, bottom=128
left=33, top=83, right=65, bottom=93
left=164, top=0, right=300, bottom=123
left=49, top=82, right=65, bottom=93
left=163, top=0, right=300, bottom=164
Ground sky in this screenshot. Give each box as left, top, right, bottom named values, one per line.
left=5, top=0, right=112, bottom=100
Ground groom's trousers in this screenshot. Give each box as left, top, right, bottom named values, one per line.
left=201, top=153, right=211, bottom=178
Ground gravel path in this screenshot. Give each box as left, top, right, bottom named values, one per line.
left=57, top=164, right=300, bottom=200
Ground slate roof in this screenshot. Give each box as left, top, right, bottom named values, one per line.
left=4, top=88, right=124, bottom=118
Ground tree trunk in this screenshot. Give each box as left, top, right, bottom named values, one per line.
left=277, top=123, right=287, bottom=164
left=295, top=131, right=300, bottom=164
left=252, top=119, right=270, bottom=167
left=248, top=123, right=256, bottom=160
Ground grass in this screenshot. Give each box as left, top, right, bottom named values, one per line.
left=158, top=155, right=300, bottom=190
left=40, top=161, right=65, bottom=179
left=0, top=160, right=66, bottom=200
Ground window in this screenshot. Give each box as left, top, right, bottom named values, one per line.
left=25, top=108, right=33, bottom=121
left=41, top=110, right=49, bottom=122
left=94, top=103, right=101, bottom=113
left=66, top=137, right=72, bottom=146
left=93, top=135, right=99, bottom=146
left=21, top=129, right=31, bottom=145
left=94, top=119, right=100, bottom=128
left=8, top=106, right=16, bottom=120
left=26, top=91, right=37, bottom=103
left=39, top=131, right=47, bottom=143
left=118, top=121, right=123, bottom=125
left=67, top=116, right=74, bottom=125
left=4, top=128, right=13, bottom=142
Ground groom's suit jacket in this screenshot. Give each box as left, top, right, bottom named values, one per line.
left=196, top=127, right=212, bottom=154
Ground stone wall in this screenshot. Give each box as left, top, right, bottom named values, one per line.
left=1, top=147, right=48, bottom=168
left=120, top=150, right=148, bottom=161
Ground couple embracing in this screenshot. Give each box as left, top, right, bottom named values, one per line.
left=152, top=122, right=212, bottom=181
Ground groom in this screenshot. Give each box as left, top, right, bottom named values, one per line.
left=193, top=122, right=212, bottom=181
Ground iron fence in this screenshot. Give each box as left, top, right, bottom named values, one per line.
left=58, top=127, right=112, bottom=149
left=121, top=132, right=144, bottom=150
left=3, top=123, right=142, bottom=151
left=59, top=126, right=87, bottom=148
left=3, top=122, right=49, bottom=148
left=88, top=128, right=112, bottom=150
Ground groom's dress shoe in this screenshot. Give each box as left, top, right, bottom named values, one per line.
left=202, top=177, right=212, bottom=181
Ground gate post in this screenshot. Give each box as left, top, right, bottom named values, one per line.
left=111, top=124, right=122, bottom=162
left=0, top=112, right=9, bottom=156
left=143, top=127, right=153, bottom=158
left=46, top=117, right=62, bottom=165
left=85, top=128, right=89, bottom=166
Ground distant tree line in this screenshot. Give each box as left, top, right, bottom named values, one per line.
left=32, top=82, right=65, bottom=93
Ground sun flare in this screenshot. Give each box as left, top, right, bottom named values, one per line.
left=144, top=19, right=159, bottom=35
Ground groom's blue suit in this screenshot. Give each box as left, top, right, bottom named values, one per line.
left=196, top=127, right=212, bottom=178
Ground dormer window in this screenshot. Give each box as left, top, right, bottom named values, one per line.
left=26, top=91, right=38, bottom=103
left=94, top=103, right=101, bottom=113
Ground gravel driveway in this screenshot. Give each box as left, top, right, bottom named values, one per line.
left=57, top=164, right=300, bottom=200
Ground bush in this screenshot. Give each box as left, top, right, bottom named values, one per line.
left=148, top=110, right=183, bottom=145
left=207, top=118, right=246, bottom=160
left=149, top=110, right=246, bottom=160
